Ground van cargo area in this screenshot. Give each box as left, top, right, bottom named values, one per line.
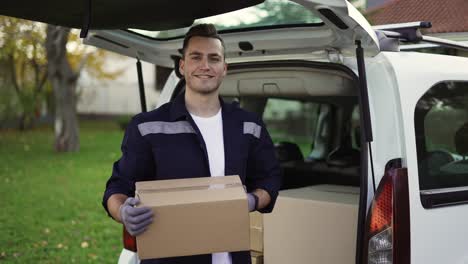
left=226, top=62, right=363, bottom=264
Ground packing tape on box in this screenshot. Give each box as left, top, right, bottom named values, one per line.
left=136, top=182, right=243, bottom=195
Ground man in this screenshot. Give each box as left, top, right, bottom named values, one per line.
left=103, top=23, right=281, bottom=264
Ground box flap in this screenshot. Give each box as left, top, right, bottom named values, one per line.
left=135, top=175, right=246, bottom=207
left=136, top=175, right=241, bottom=190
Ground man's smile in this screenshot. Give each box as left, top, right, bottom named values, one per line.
left=194, top=74, right=214, bottom=79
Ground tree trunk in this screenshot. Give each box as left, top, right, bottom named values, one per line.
left=45, top=25, right=80, bottom=152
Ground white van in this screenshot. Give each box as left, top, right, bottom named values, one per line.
left=4, top=0, right=468, bottom=263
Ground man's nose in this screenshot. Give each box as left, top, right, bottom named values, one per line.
left=199, top=57, right=210, bottom=69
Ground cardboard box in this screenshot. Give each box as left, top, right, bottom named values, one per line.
left=250, top=227, right=263, bottom=252
left=135, top=175, right=250, bottom=260
left=251, top=251, right=264, bottom=264
left=249, top=211, right=264, bottom=252
left=264, top=184, right=359, bottom=264
left=249, top=211, right=263, bottom=229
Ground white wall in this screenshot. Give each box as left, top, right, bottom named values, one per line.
left=77, top=54, right=160, bottom=115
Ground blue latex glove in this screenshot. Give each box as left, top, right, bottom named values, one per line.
left=119, top=197, right=153, bottom=236
left=247, top=193, right=258, bottom=212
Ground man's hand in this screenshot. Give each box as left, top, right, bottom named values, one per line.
left=247, top=193, right=258, bottom=212
left=247, top=189, right=271, bottom=212
left=119, top=197, right=154, bottom=236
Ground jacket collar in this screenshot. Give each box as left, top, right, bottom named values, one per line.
left=169, top=91, right=235, bottom=121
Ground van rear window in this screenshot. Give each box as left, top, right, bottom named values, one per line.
left=128, top=0, right=321, bottom=39
left=415, top=81, right=468, bottom=190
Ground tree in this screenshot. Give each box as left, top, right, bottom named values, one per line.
left=0, top=16, right=121, bottom=152
left=0, top=17, right=49, bottom=130
left=45, top=25, right=122, bottom=152
left=45, top=26, right=81, bottom=152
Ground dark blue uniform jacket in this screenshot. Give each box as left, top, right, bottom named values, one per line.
left=103, top=93, right=281, bottom=264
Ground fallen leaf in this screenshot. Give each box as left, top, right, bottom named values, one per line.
left=57, top=243, right=63, bottom=249
left=1, top=252, right=6, bottom=258
left=81, top=241, right=89, bottom=248
left=41, top=240, right=48, bottom=246
left=88, top=253, right=97, bottom=260
left=44, top=228, right=50, bottom=234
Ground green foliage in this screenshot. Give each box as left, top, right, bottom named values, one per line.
left=0, top=120, right=124, bottom=263
left=0, top=83, right=21, bottom=123
left=0, top=17, right=49, bottom=128
left=0, top=16, right=122, bottom=130
left=66, top=31, right=124, bottom=81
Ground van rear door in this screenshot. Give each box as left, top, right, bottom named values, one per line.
left=81, top=0, right=380, bottom=67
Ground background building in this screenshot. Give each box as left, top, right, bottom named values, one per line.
left=366, top=0, right=468, bottom=57
left=77, top=55, right=159, bottom=116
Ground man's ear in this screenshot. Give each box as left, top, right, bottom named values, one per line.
left=179, top=58, right=185, bottom=77
left=222, top=62, right=228, bottom=77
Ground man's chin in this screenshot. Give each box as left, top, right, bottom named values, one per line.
left=189, top=86, right=219, bottom=95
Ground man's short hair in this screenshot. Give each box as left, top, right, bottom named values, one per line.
left=181, top=23, right=225, bottom=58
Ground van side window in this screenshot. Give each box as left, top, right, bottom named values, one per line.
left=415, top=81, right=468, bottom=190
left=262, top=98, right=320, bottom=157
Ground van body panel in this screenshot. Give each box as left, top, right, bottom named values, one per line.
left=383, top=52, right=468, bottom=264
left=344, top=53, right=406, bottom=209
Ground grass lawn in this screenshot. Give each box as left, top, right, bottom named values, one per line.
left=0, top=119, right=310, bottom=263
left=0, top=120, right=126, bottom=263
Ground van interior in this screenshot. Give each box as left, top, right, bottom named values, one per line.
left=217, top=62, right=362, bottom=189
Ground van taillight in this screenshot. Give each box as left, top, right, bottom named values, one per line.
left=365, top=163, right=410, bottom=264
left=123, top=227, right=137, bottom=252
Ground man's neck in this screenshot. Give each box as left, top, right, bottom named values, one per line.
left=185, top=89, right=221, bottom=118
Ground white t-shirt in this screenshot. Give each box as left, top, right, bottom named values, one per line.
left=190, top=109, right=232, bottom=264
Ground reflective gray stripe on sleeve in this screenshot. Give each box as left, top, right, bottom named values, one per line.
left=243, top=122, right=261, bottom=139
left=137, top=121, right=195, bottom=136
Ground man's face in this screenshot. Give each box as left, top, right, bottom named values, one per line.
left=179, top=36, right=227, bottom=95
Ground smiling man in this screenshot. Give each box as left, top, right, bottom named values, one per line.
left=103, top=24, right=281, bottom=264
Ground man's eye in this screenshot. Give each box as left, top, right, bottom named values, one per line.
left=210, top=57, right=221, bottom=62
left=191, top=56, right=201, bottom=60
